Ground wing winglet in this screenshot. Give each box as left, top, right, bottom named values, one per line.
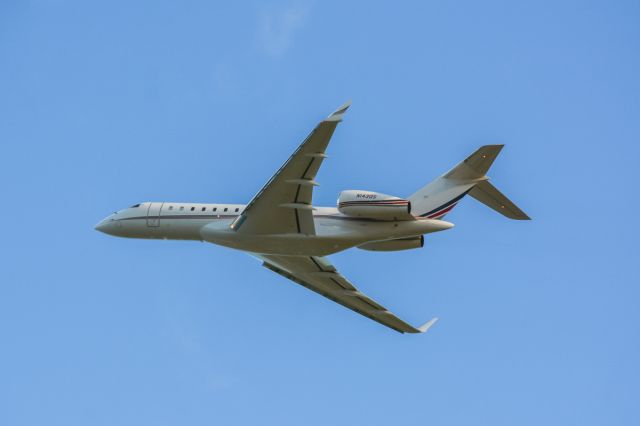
left=326, top=100, right=352, bottom=122
left=414, top=317, right=439, bottom=333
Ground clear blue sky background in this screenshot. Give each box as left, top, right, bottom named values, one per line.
left=1, top=1, right=639, bottom=425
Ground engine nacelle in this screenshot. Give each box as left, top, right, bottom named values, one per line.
left=358, top=236, right=424, bottom=252
left=337, top=190, right=412, bottom=220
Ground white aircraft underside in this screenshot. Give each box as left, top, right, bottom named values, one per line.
left=96, top=101, right=529, bottom=334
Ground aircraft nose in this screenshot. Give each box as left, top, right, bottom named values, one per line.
left=94, top=220, right=107, bottom=233
left=95, top=216, right=118, bottom=235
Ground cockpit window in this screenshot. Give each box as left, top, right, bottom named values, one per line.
left=130, top=204, right=141, bottom=208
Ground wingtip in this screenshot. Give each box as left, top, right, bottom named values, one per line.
left=416, top=317, right=439, bottom=333
left=326, top=100, right=352, bottom=121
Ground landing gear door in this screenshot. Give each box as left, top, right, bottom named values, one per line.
left=146, top=202, right=163, bottom=227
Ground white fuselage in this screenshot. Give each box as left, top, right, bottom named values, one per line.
left=95, top=202, right=454, bottom=256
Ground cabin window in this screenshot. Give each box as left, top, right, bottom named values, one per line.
left=202, top=207, right=206, bottom=211
left=235, top=208, right=239, bottom=212
left=168, top=206, right=174, bottom=211
left=179, top=206, right=184, bottom=211
left=224, top=207, right=228, bottom=212
left=190, top=207, right=195, bottom=211
left=213, top=207, right=217, bottom=212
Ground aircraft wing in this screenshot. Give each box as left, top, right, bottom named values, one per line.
left=256, top=254, right=438, bottom=334
left=230, top=101, right=351, bottom=235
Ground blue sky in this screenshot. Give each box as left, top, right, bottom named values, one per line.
left=1, top=1, right=639, bottom=425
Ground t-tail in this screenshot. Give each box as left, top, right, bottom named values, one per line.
left=408, top=145, right=530, bottom=220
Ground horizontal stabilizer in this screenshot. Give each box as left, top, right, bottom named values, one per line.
left=469, top=180, right=530, bottom=220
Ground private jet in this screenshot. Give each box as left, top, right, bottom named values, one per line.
left=95, top=101, right=530, bottom=334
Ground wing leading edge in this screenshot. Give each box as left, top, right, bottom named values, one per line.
left=256, top=254, right=438, bottom=334
left=231, top=101, right=351, bottom=235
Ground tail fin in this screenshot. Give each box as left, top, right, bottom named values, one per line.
left=409, top=145, right=530, bottom=220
